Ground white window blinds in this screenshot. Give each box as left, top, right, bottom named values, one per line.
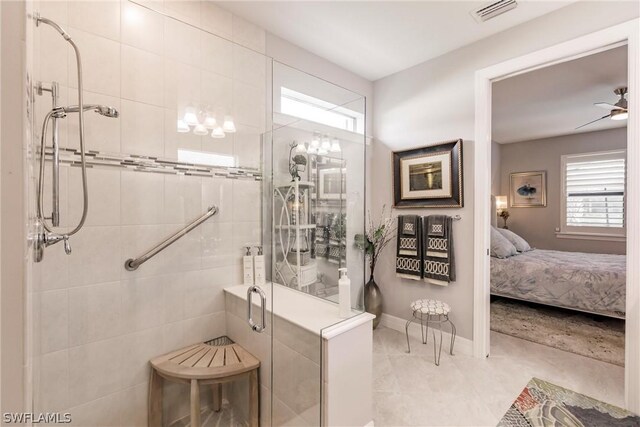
left=564, top=151, right=626, bottom=229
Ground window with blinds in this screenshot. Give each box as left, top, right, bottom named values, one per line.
left=561, top=150, right=626, bottom=234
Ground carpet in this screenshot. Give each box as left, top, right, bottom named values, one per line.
left=490, top=298, right=624, bottom=366
left=498, top=377, right=639, bottom=427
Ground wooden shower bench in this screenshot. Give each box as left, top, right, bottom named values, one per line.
left=148, top=341, right=260, bottom=427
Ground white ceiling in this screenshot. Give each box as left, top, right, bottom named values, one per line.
left=216, top=1, right=577, bottom=81
left=493, top=45, right=628, bottom=144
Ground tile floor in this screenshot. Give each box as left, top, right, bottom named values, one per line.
left=372, top=326, right=625, bottom=426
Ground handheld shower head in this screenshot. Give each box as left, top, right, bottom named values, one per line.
left=53, top=104, right=119, bottom=118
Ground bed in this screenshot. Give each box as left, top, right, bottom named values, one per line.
left=490, top=248, right=626, bottom=318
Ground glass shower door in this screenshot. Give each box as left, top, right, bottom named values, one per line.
left=266, top=61, right=367, bottom=426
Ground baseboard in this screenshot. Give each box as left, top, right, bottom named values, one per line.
left=379, top=313, right=473, bottom=356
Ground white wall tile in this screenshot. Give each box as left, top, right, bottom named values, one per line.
left=181, top=311, right=225, bottom=344
left=122, top=275, right=166, bottom=332
left=36, top=27, right=69, bottom=86
left=233, top=45, right=266, bottom=88
left=163, top=271, right=198, bottom=323
left=120, top=99, right=164, bottom=157
left=68, top=0, right=120, bottom=41
left=232, top=221, right=262, bottom=265
left=120, top=225, right=168, bottom=280
left=160, top=223, right=202, bottom=272
left=36, top=0, right=69, bottom=26
left=121, top=45, right=164, bottom=107
left=200, top=70, right=233, bottom=116
left=67, top=29, right=120, bottom=97
left=233, top=124, right=262, bottom=169
left=37, top=350, right=69, bottom=412
left=233, top=81, right=266, bottom=130
left=164, top=16, right=202, bottom=68
left=67, top=389, right=123, bottom=426
left=162, top=321, right=189, bottom=354
left=118, top=383, right=148, bottom=427
left=68, top=167, right=121, bottom=226
left=231, top=15, right=266, bottom=54
left=68, top=281, right=125, bottom=346
left=163, top=174, right=202, bottom=224
left=121, top=171, right=164, bottom=225
left=163, top=59, right=200, bottom=110
left=40, top=290, right=69, bottom=354
left=199, top=1, right=232, bottom=39
left=201, top=32, right=233, bottom=78
left=164, top=0, right=201, bottom=27
left=36, top=241, right=69, bottom=292
left=232, top=179, right=261, bottom=223
left=201, top=222, right=234, bottom=269
left=120, top=328, right=164, bottom=388
left=67, top=226, right=121, bottom=287
left=66, top=91, right=121, bottom=153
left=201, top=178, right=233, bottom=223
left=67, top=336, right=124, bottom=407
left=182, top=267, right=227, bottom=318
left=163, top=108, right=202, bottom=158
left=121, top=1, right=164, bottom=55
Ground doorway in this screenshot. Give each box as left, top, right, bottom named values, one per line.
left=473, top=19, right=640, bottom=412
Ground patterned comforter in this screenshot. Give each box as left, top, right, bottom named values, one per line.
left=491, top=249, right=626, bottom=318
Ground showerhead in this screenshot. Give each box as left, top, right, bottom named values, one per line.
left=53, top=104, right=119, bottom=119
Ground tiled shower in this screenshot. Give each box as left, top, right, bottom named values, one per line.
left=30, top=1, right=266, bottom=424
left=27, top=1, right=369, bottom=425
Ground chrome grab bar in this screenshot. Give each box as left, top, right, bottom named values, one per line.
left=124, top=205, right=218, bottom=271
left=247, top=285, right=266, bottom=333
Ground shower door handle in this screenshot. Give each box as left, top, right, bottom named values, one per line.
left=247, top=286, right=266, bottom=333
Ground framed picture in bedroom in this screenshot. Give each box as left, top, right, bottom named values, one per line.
left=509, top=171, right=547, bottom=207
left=392, top=139, right=463, bottom=208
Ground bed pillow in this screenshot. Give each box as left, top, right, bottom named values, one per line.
left=497, top=228, right=532, bottom=252
left=491, top=227, right=518, bottom=258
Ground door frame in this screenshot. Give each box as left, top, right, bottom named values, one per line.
left=473, top=18, right=640, bottom=412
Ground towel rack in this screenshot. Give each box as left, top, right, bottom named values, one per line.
left=451, top=215, right=462, bottom=221
left=124, top=205, right=218, bottom=271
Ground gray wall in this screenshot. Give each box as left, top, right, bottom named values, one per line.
left=499, top=127, right=626, bottom=255
left=491, top=141, right=502, bottom=196
left=372, top=1, right=638, bottom=341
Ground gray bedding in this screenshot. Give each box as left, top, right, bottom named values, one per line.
left=490, top=249, right=626, bottom=318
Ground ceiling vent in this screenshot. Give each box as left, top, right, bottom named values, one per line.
left=471, top=0, right=518, bottom=23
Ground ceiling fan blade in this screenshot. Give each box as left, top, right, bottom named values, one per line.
left=575, top=114, right=610, bottom=130
left=594, top=102, right=625, bottom=111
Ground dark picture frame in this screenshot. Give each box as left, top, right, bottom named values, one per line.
left=392, top=139, right=463, bottom=208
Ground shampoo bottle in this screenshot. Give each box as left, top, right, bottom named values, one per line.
left=254, top=246, right=266, bottom=285
left=338, top=268, right=351, bottom=318
left=243, top=246, right=254, bottom=286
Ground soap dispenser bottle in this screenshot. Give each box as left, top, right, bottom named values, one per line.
left=338, top=268, right=351, bottom=318
left=243, top=246, right=254, bottom=286
left=254, top=246, right=265, bottom=285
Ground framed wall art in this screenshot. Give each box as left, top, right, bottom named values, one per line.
left=392, top=139, right=463, bottom=208
left=509, top=171, right=547, bottom=207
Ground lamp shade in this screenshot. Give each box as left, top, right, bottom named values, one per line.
left=177, top=119, right=190, bottom=133
left=222, top=115, right=236, bottom=133
left=496, top=196, right=508, bottom=211
left=211, top=126, right=225, bottom=138
left=183, top=105, right=199, bottom=126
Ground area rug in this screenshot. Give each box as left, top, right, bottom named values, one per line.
left=491, top=298, right=624, bottom=366
left=498, top=377, right=639, bottom=426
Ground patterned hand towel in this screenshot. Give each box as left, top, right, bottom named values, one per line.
left=423, top=215, right=456, bottom=286
left=396, top=215, right=422, bottom=280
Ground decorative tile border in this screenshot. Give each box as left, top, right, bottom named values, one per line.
left=44, top=147, right=262, bottom=181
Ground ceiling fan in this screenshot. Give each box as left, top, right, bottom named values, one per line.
left=576, top=86, right=629, bottom=130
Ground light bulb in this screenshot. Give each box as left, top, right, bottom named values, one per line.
left=183, top=105, right=199, bottom=126
left=203, top=114, right=217, bottom=129
left=222, top=115, right=236, bottom=133
left=296, top=143, right=307, bottom=153
left=330, top=138, right=341, bottom=153
left=310, top=135, right=320, bottom=149
left=211, top=126, right=226, bottom=138
left=193, top=124, right=208, bottom=136
left=318, top=146, right=328, bottom=155
left=321, top=135, right=331, bottom=151
left=177, top=119, right=190, bottom=133
left=611, top=110, right=628, bottom=121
